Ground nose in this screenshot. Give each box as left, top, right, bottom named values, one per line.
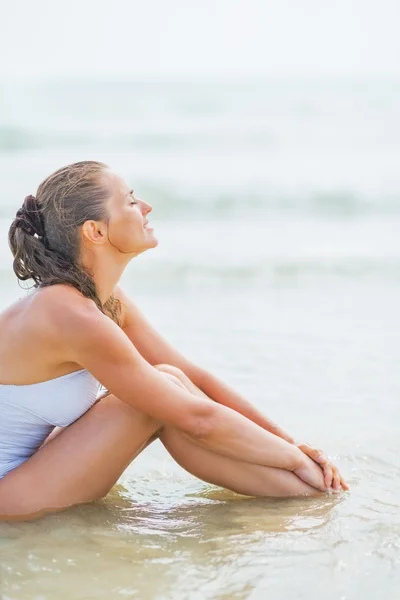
left=139, top=199, right=152, bottom=214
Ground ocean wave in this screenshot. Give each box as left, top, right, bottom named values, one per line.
left=136, top=189, right=400, bottom=217
left=3, top=258, right=395, bottom=283
left=130, top=258, right=400, bottom=282
left=0, top=126, right=94, bottom=152
left=0, top=124, right=277, bottom=153
left=0, top=259, right=398, bottom=289
left=0, top=251, right=398, bottom=294
left=0, top=184, right=398, bottom=217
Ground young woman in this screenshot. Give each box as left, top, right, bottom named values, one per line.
left=0, top=161, right=348, bottom=521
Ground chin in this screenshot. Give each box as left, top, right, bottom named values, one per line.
left=139, top=238, right=159, bottom=253
left=148, top=234, right=159, bottom=248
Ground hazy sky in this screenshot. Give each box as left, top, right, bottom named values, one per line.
left=1, top=0, right=399, bottom=79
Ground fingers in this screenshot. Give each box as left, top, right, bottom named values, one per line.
left=297, top=444, right=350, bottom=492
left=298, top=444, right=331, bottom=487
left=298, top=444, right=325, bottom=463
left=299, top=445, right=330, bottom=470
left=331, top=466, right=341, bottom=491
left=340, top=475, right=350, bottom=491
left=324, top=464, right=350, bottom=491
left=297, top=443, right=317, bottom=457
left=332, top=466, right=351, bottom=492
left=323, top=462, right=333, bottom=488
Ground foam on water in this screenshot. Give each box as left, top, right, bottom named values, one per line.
left=0, top=77, right=400, bottom=216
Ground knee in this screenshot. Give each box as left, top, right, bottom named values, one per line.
left=98, top=392, right=163, bottom=434
left=154, top=365, right=188, bottom=392
left=154, top=364, right=186, bottom=381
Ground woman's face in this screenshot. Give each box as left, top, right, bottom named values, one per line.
left=104, top=170, right=158, bottom=255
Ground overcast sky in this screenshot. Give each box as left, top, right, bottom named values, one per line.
left=1, top=0, right=399, bottom=79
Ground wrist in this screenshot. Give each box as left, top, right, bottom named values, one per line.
left=286, top=445, right=304, bottom=472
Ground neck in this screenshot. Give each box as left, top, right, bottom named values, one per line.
left=81, top=248, right=137, bottom=305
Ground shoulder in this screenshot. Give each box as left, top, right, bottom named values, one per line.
left=33, top=284, right=102, bottom=336
left=39, top=285, right=127, bottom=365
left=37, top=284, right=129, bottom=325
left=33, top=283, right=95, bottom=313
left=0, top=285, right=104, bottom=377
left=35, top=284, right=132, bottom=344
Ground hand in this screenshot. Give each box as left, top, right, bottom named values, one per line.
left=297, top=443, right=349, bottom=491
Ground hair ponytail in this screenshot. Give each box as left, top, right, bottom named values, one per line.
left=8, top=161, right=121, bottom=326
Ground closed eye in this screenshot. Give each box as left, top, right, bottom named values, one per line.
left=128, top=189, right=138, bottom=205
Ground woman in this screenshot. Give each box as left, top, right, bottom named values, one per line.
left=0, top=160, right=348, bottom=521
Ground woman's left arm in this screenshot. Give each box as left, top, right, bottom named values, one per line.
left=192, top=368, right=295, bottom=443
left=114, top=285, right=348, bottom=491
left=194, top=368, right=348, bottom=490
left=114, top=286, right=286, bottom=436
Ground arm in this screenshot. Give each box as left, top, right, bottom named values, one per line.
left=194, top=369, right=295, bottom=443
left=113, top=285, right=347, bottom=491
left=54, top=291, right=326, bottom=491
left=114, top=285, right=294, bottom=442
left=193, top=370, right=348, bottom=490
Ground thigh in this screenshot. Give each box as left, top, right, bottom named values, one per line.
left=0, top=392, right=162, bottom=521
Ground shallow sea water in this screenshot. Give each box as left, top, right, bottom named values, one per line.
left=1, top=215, right=399, bottom=599
left=0, top=78, right=399, bottom=599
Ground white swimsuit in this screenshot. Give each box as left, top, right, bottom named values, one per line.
left=0, top=368, right=103, bottom=479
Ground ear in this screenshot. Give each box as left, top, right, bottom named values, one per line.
left=81, top=220, right=107, bottom=245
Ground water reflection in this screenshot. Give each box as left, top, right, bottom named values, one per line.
left=0, top=479, right=343, bottom=600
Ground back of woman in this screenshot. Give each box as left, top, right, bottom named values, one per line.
left=0, top=290, right=65, bottom=385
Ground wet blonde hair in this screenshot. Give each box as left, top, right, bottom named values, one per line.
left=8, top=160, right=121, bottom=326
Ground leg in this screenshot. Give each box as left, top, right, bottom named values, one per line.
left=154, top=364, right=320, bottom=498
left=0, top=391, right=162, bottom=521
left=161, top=428, right=318, bottom=497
